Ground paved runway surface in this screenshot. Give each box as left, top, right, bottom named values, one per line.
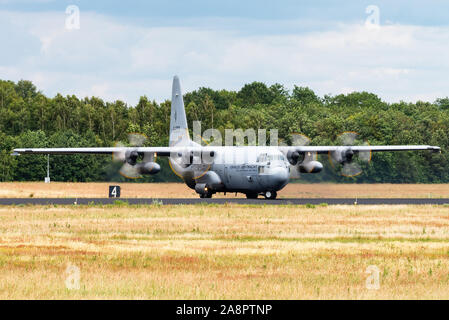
left=1, top=198, right=449, bottom=205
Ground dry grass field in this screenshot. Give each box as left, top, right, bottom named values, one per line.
left=1, top=203, right=449, bottom=299
left=1, top=182, right=449, bottom=198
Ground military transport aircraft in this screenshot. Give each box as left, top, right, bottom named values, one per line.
left=12, top=76, right=441, bottom=199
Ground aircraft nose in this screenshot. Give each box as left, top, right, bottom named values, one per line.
left=271, top=166, right=289, bottom=190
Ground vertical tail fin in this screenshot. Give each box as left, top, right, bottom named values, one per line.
left=169, top=75, right=190, bottom=146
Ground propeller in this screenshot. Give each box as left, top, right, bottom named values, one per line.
left=169, top=131, right=215, bottom=180
left=288, top=133, right=312, bottom=179
left=329, top=131, right=371, bottom=177
left=113, top=133, right=148, bottom=179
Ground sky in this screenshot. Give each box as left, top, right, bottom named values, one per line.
left=1, top=0, right=449, bottom=105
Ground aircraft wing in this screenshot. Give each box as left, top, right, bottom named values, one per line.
left=13, top=145, right=441, bottom=156
left=12, top=147, right=175, bottom=156
left=281, top=145, right=441, bottom=154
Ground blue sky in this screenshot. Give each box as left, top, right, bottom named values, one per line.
left=3, top=1, right=449, bottom=25
left=1, top=0, right=449, bottom=104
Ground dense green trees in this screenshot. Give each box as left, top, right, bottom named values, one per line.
left=0, top=78, right=447, bottom=183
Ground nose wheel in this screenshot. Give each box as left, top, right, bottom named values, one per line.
left=264, top=191, right=277, bottom=200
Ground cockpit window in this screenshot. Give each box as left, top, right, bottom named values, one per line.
left=269, top=154, right=285, bottom=161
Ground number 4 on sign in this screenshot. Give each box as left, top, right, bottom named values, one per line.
left=109, top=186, right=121, bottom=198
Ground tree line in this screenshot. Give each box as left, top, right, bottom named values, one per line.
left=0, top=79, right=448, bottom=183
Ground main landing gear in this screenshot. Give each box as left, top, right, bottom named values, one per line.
left=263, top=191, right=277, bottom=200
left=245, top=191, right=277, bottom=200
left=245, top=193, right=258, bottom=199
left=199, top=192, right=213, bottom=198
left=202, top=191, right=277, bottom=200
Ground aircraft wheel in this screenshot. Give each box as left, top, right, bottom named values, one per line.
left=200, top=192, right=213, bottom=199
left=246, top=193, right=258, bottom=199
left=264, top=191, right=277, bottom=200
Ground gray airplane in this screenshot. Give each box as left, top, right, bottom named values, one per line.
left=13, top=76, right=441, bottom=199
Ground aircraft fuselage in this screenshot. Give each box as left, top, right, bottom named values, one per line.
left=170, top=146, right=290, bottom=197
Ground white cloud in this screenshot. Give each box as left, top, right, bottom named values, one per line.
left=1, top=10, right=449, bottom=105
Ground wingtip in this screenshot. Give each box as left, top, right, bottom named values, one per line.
left=430, top=146, right=441, bottom=153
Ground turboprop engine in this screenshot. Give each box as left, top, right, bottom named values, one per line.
left=114, top=149, right=161, bottom=178
left=287, top=150, right=323, bottom=174
left=194, top=171, right=223, bottom=198
left=134, top=161, right=161, bottom=175
left=170, top=148, right=220, bottom=194
left=328, top=132, right=372, bottom=177
left=112, top=133, right=161, bottom=178
left=117, top=151, right=161, bottom=178
left=330, top=147, right=354, bottom=164
left=298, top=160, right=323, bottom=173
left=170, top=147, right=216, bottom=179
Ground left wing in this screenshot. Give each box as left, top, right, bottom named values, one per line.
left=280, top=145, right=441, bottom=154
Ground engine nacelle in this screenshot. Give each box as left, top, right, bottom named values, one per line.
left=125, top=150, right=139, bottom=165
left=194, top=171, right=223, bottom=195
left=299, top=160, right=323, bottom=173
left=287, top=150, right=304, bottom=165
left=195, top=183, right=208, bottom=195
left=331, top=147, right=354, bottom=164
left=136, top=162, right=161, bottom=175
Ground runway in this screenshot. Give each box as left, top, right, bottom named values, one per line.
left=1, top=197, right=449, bottom=205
